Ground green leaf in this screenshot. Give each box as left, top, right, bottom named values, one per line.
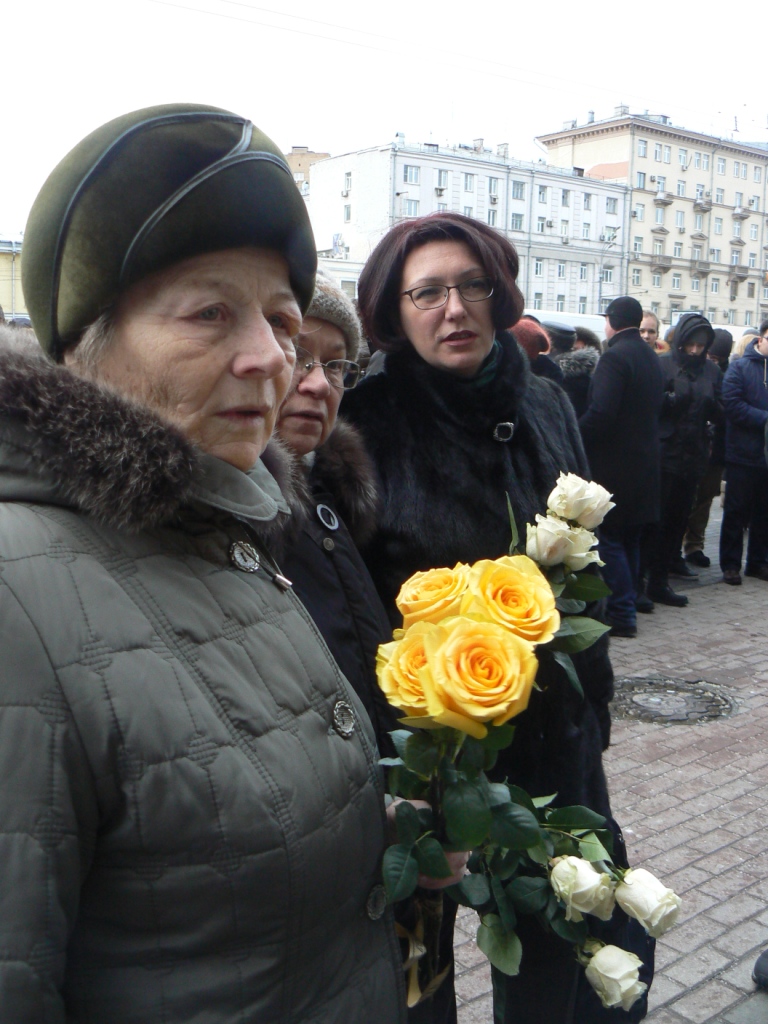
left=552, top=651, right=584, bottom=699
left=577, top=831, right=612, bottom=862
left=477, top=915, right=523, bottom=976
left=561, top=572, right=611, bottom=602
left=552, top=835, right=579, bottom=858
left=382, top=844, right=419, bottom=902
left=593, top=828, right=615, bottom=856
left=443, top=781, right=492, bottom=848
left=549, top=617, right=611, bottom=654
left=390, top=730, right=413, bottom=759
left=507, top=786, right=537, bottom=813
left=414, top=836, right=452, bottom=879
left=506, top=875, right=550, bottom=914
left=526, top=840, right=552, bottom=865
left=548, top=911, right=588, bottom=944
left=555, top=598, right=587, bottom=615
left=402, top=731, right=442, bottom=777
left=545, top=805, right=608, bottom=832
left=506, top=493, right=520, bottom=554
left=489, top=803, right=542, bottom=850
left=489, top=847, right=521, bottom=879
left=491, top=875, right=518, bottom=934
left=480, top=723, right=516, bottom=750
left=378, top=756, right=404, bottom=767
left=387, top=765, right=428, bottom=800
left=479, top=921, right=528, bottom=974
left=531, top=793, right=557, bottom=809
left=459, top=736, right=487, bottom=772
left=485, top=782, right=513, bottom=807
left=458, top=872, right=492, bottom=907
left=394, top=800, right=422, bottom=849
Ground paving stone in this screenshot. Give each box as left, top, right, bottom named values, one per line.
left=712, top=920, right=768, bottom=958
left=664, top=945, right=732, bottom=986
left=664, top=979, right=741, bottom=1021
left=720, top=991, right=768, bottom=1023
left=456, top=992, right=493, bottom=1023
left=707, top=894, right=768, bottom=926
left=454, top=963, right=493, bottom=1003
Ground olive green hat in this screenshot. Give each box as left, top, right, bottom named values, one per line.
left=23, top=103, right=317, bottom=359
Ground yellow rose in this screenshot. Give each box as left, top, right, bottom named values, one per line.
left=396, top=563, right=471, bottom=629
left=376, top=623, right=436, bottom=719
left=461, top=555, right=560, bottom=645
left=420, top=616, right=538, bottom=739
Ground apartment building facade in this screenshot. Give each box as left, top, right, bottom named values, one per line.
left=0, top=237, right=25, bottom=319
left=538, top=109, right=768, bottom=329
left=305, top=136, right=629, bottom=313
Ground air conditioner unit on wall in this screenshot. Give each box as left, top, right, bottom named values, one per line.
left=341, top=190, right=349, bottom=197
left=435, top=187, right=445, bottom=196
left=678, top=227, right=686, bottom=234
left=562, top=237, right=569, bottom=244
left=546, top=220, right=554, bottom=228
left=490, top=195, right=498, bottom=204
left=650, top=176, right=656, bottom=182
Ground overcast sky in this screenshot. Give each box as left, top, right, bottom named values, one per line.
left=4, top=0, right=767, bottom=236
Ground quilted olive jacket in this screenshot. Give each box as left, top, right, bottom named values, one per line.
left=0, top=351, right=405, bottom=1024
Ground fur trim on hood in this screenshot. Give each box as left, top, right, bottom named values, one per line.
left=0, top=348, right=298, bottom=535
left=555, top=346, right=599, bottom=379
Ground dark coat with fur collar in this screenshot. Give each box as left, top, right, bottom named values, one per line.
left=279, top=422, right=401, bottom=755
left=0, top=349, right=406, bottom=1024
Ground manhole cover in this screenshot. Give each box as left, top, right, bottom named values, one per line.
left=612, top=677, right=734, bottom=723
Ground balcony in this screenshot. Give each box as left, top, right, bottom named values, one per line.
left=732, top=206, right=749, bottom=220
left=654, top=191, right=673, bottom=206
left=694, top=197, right=712, bottom=212
left=728, top=265, right=748, bottom=281
left=651, top=254, right=672, bottom=271
left=691, top=260, right=711, bottom=274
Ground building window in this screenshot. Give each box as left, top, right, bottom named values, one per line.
left=735, top=192, right=744, bottom=207
left=557, top=261, right=566, bottom=278
left=404, top=165, right=420, bottom=185
left=463, top=206, right=473, bottom=217
left=651, top=302, right=661, bottom=315
left=437, top=169, right=448, bottom=188
left=405, top=200, right=419, bottom=217
left=733, top=161, right=741, bottom=178
left=537, top=217, right=546, bottom=233
left=664, top=145, right=671, bottom=163
left=638, top=140, right=648, bottom=157
left=652, top=273, right=662, bottom=287
left=293, top=171, right=304, bottom=182
left=679, top=148, right=688, bottom=167
left=715, top=187, right=724, bottom=203
left=742, top=162, right=748, bottom=179
left=488, top=176, right=499, bottom=196
left=675, top=210, right=685, bottom=228
left=655, top=207, right=665, bottom=224
left=674, top=242, right=683, bottom=257
left=510, top=213, right=524, bottom=230
left=512, top=180, right=525, bottom=200
left=344, top=171, right=352, bottom=190
left=676, top=180, right=686, bottom=197
left=754, top=166, right=762, bottom=183
left=632, top=268, right=642, bottom=285
left=340, top=280, right=356, bottom=298
left=602, top=267, right=613, bottom=284
left=750, top=223, right=759, bottom=240
left=464, top=173, right=474, bottom=192
left=344, top=204, right=351, bottom=222
left=733, top=221, right=742, bottom=238
left=731, top=250, right=741, bottom=265
left=717, top=157, right=726, bottom=174
left=637, top=171, right=646, bottom=189
left=695, top=214, right=703, bottom=231
left=561, top=220, right=569, bottom=236
left=714, top=218, right=723, bottom=234
left=633, top=236, right=643, bottom=254
left=727, top=309, right=736, bottom=324
left=711, top=278, right=720, bottom=294
left=579, top=263, right=588, bottom=280
left=749, top=252, right=757, bottom=268
left=437, top=202, right=448, bottom=212
left=657, top=175, right=666, bottom=191
left=584, top=193, right=592, bottom=211
left=695, top=183, right=705, bottom=199
left=745, top=308, right=753, bottom=323
left=487, top=209, right=497, bottom=226
left=533, top=293, right=543, bottom=310
left=556, top=294, right=565, bottom=312
left=538, top=185, right=548, bottom=203
left=605, top=197, right=617, bottom=214
left=693, top=246, right=702, bottom=260
left=691, top=277, right=700, bottom=292
left=578, top=296, right=587, bottom=314
left=751, top=195, right=760, bottom=211
left=694, top=152, right=701, bottom=169
left=534, top=258, right=543, bottom=277
left=654, top=143, right=662, bottom=161
left=653, top=239, right=664, bottom=255
left=634, top=203, right=645, bottom=222
left=672, top=274, right=682, bottom=289
left=703, top=154, right=710, bottom=170
left=562, top=189, right=570, bottom=207
left=711, top=248, right=721, bottom=263
left=582, top=223, right=591, bottom=239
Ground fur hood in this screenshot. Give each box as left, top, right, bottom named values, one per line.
left=0, top=348, right=298, bottom=535
left=555, top=346, right=599, bottom=379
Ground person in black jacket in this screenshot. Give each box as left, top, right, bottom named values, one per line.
left=579, top=297, right=664, bottom=636
left=647, top=314, right=720, bottom=604
left=343, top=214, right=652, bottom=1024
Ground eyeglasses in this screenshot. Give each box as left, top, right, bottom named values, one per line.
left=293, top=345, right=362, bottom=390
left=402, top=276, right=494, bottom=310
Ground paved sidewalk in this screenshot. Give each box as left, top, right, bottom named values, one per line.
left=455, top=527, right=768, bottom=1023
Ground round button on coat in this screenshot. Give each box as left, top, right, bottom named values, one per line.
left=229, top=541, right=260, bottom=572
left=332, top=699, right=356, bottom=738
left=366, top=884, right=387, bottom=921
left=322, top=537, right=335, bottom=552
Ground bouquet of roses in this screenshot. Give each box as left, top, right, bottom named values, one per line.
left=377, top=474, right=681, bottom=1010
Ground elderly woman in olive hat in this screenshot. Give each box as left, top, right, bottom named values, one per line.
left=0, top=104, right=406, bottom=1023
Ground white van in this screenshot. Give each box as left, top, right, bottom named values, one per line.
left=522, top=309, right=607, bottom=342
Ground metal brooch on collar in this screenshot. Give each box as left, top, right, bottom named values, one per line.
left=493, top=422, right=515, bottom=443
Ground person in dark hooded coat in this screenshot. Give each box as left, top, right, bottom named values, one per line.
left=647, top=314, right=721, bottom=604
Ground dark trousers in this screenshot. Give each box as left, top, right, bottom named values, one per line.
left=599, top=522, right=642, bottom=628
left=719, top=463, right=768, bottom=571
left=648, top=472, right=699, bottom=587
left=683, top=463, right=723, bottom=554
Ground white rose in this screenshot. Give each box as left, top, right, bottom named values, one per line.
left=550, top=856, right=616, bottom=922
left=562, top=524, right=603, bottom=571
left=547, top=473, right=615, bottom=531
left=526, top=514, right=572, bottom=567
left=615, top=868, right=682, bottom=938
left=585, top=944, right=647, bottom=1012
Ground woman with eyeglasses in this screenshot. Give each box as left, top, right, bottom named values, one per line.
left=342, top=214, right=653, bottom=1024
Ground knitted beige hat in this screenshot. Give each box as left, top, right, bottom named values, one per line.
left=305, top=273, right=362, bottom=361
